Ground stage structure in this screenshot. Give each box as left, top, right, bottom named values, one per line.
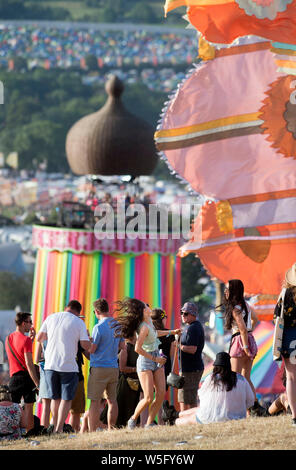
left=31, top=224, right=183, bottom=412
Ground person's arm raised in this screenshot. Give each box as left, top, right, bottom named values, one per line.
left=157, top=328, right=182, bottom=337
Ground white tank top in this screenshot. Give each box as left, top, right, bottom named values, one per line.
left=232, top=301, right=252, bottom=334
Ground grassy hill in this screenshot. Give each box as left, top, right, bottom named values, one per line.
left=0, top=414, right=294, bottom=451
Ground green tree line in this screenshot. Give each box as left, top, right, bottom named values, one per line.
left=0, top=0, right=185, bottom=24
left=0, top=68, right=170, bottom=173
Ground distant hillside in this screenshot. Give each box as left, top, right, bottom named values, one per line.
left=0, top=0, right=186, bottom=25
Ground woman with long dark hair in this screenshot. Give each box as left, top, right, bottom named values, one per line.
left=163, top=352, right=254, bottom=425
left=113, top=298, right=180, bottom=429
left=222, top=279, right=258, bottom=403
left=151, top=308, right=176, bottom=387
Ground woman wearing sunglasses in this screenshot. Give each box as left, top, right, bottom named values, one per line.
left=113, top=298, right=181, bottom=429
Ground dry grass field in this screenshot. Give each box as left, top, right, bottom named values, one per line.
left=1, top=414, right=296, bottom=451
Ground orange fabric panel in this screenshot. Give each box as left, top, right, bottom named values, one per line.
left=187, top=201, right=296, bottom=295
left=188, top=3, right=296, bottom=45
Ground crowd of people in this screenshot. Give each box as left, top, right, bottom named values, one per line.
left=0, top=25, right=196, bottom=70
left=2, top=267, right=296, bottom=441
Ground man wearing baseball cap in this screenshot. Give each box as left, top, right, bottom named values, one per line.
left=178, top=301, right=205, bottom=412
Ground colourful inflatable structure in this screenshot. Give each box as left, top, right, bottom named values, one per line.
left=164, top=0, right=296, bottom=47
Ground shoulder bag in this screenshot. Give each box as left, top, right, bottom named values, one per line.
left=272, top=288, right=286, bottom=361
left=166, top=338, right=185, bottom=389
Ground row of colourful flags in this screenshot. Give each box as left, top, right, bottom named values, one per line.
left=156, top=0, right=296, bottom=319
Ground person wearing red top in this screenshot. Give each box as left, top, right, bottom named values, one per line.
left=5, top=312, right=39, bottom=432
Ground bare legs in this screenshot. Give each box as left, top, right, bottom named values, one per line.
left=24, top=403, right=34, bottom=432
left=68, top=412, right=81, bottom=432
left=51, top=398, right=73, bottom=433
left=180, top=402, right=192, bottom=412
left=106, top=399, right=118, bottom=430
left=283, top=357, right=296, bottom=419
left=131, top=368, right=166, bottom=425
left=231, top=356, right=256, bottom=401
left=88, top=400, right=101, bottom=432
left=40, top=398, right=51, bottom=428
left=175, top=407, right=198, bottom=426
left=88, top=398, right=117, bottom=431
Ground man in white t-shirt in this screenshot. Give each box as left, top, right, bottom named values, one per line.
left=36, top=300, right=91, bottom=433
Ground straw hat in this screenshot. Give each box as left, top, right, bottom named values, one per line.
left=285, top=262, right=296, bottom=286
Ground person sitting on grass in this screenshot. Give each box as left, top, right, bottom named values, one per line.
left=268, top=369, right=291, bottom=416
left=0, top=385, right=26, bottom=441
left=162, top=352, right=254, bottom=425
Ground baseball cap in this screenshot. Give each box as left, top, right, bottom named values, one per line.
left=181, top=302, right=198, bottom=317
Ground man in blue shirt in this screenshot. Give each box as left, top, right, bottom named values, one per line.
left=87, top=298, right=124, bottom=431
left=178, top=302, right=205, bottom=412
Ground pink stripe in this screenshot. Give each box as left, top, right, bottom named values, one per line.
left=70, top=254, right=81, bottom=299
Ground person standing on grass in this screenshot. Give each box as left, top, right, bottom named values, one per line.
left=68, top=340, right=89, bottom=432
left=151, top=308, right=176, bottom=424
left=113, top=297, right=181, bottom=429
left=274, top=263, right=296, bottom=426
left=222, top=279, right=266, bottom=417
left=5, top=312, right=39, bottom=433
left=36, top=300, right=91, bottom=433
left=35, top=340, right=51, bottom=430
left=178, top=302, right=205, bottom=412
left=87, top=298, right=124, bottom=432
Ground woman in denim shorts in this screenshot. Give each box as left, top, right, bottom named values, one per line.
left=114, top=298, right=180, bottom=429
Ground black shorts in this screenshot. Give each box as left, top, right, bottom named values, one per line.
left=9, top=371, right=37, bottom=404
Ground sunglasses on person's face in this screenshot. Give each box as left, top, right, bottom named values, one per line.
left=180, top=311, right=189, bottom=317
left=24, top=320, right=33, bottom=324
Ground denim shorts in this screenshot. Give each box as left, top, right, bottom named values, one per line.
left=137, top=350, right=161, bottom=373
left=38, top=364, right=51, bottom=400
left=44, top=370, right=79, bottom=401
